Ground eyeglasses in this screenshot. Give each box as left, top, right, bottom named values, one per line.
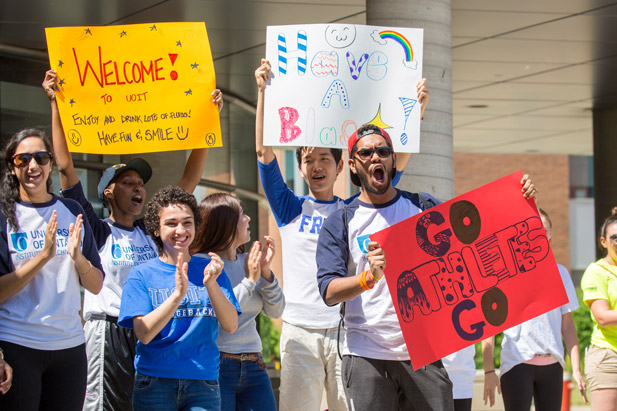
left=12, top=152, right=53, bottom=168
left=353, top=146, right=393, bottom=161
left=610, top=234, right=617, bottom=245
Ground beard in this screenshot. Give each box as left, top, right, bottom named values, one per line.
left=356, top=166, right=391, bottom=195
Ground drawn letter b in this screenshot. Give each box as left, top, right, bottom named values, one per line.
left=278, top=107, right=301, bottom=143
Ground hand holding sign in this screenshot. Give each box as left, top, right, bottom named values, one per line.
left=264, top=24, right=423, bottom=152
left=370, top=171, right=567, bottom=369
left=45, top=22, right=221, bottom=154
left=367, top=241, right=386, bottom=280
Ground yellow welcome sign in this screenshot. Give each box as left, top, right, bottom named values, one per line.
left=45, top=22, right=221, bottom=154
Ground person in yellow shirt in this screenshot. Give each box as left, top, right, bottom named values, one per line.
left=582, top=206, right=617, bottom=411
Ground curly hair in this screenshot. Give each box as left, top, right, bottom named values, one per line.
left=599, top=206, right=617, bottom=254
left=191, top=193, right=246, bottom=255
left=0, top=129, right=54, bottom=231
left=144, top=186, right=201, bottom=253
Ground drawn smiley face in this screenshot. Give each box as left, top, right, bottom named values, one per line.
left=325, top=24, right=356, bottom=48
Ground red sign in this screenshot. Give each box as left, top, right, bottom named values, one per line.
left=370, top=171, right=568, bottom=370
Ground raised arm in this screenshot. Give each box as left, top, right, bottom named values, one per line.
left=255, top=59, right=275, bottom=164
left=0, top=212, right=58, bottom=304
left=203, top=253, right=238, bottom=333
left=43, top=70, right=79, bottom=189
left=396, top=78, right=430, bottom=171
left=257, top=236, right=285, bottom=318
left=323, top=241, right=385, bottom=306
left=176, top=89, right=223, bottom=192
left=133, top=254, right=189, bottom=344
left=67, top=214, right=104, bottom=294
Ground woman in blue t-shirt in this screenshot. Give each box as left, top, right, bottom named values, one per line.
left=119, top=186, right=240, bottom=411
left=0, top=129, right=104, bottom=410
left=192, top=193, right=285, bottom=411
left=43, top=70, right=223, bottom=410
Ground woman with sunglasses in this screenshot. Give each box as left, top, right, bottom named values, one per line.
left=0, top=129, right=104, bottom=410
left=191, top=193, right=284, bottom=411
left=581, top=207, right=617, bottom=411
left=42, top=70, right=224, bottom=410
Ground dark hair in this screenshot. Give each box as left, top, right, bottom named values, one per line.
left=0, top=129, right=54, bottom=230
left=101, top=169, right=144, bottom=211
left=599, top=207, right=617, bottom=253
left=191, top=193, right=246, bottom=255
left=538, top=208, right=552, bottom=229
left=349, top=124, right=392, bottom=156
left=144, top=186, right=201, bottom=253
left=295, top=147, right=343, bottom=166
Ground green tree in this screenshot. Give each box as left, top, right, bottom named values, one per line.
left=474, top=333, right=503, bottom=370
left=259, top=314, right=281, bottom=362
left=572, top=287, right=594, bottom=367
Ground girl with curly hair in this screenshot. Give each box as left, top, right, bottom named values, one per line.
left=119, top=186, right=240, bottom=411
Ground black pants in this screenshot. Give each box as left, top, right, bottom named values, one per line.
left=453, top=398, right=472, bottom=411
left=501, top=362, right=563, bottom=411
left=83, top=316, right=138, bottom=411
left=0, top=341, right=87, bottom=411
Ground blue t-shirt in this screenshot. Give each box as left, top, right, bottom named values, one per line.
left=119, top=256, right=241, bottom=380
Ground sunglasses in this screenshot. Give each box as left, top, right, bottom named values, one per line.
left=353, top=146, right=393, bottom=161
left=12, top=152, right=53, bottom=168
left=610, top=234, right=617, bottom=246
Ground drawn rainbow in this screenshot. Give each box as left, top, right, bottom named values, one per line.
left=379, top=30, right=413, bottom=62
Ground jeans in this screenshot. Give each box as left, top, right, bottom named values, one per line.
left=219, top=353, right=276, bottom=411
left=132, top=372, right=221, bottom=411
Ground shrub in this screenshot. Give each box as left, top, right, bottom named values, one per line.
left=259, top=314, right=281, bottom=362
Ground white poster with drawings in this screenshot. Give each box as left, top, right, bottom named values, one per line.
left=264, top=24, right=423, bottom=152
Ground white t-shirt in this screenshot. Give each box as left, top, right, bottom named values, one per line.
left=442, top=346, right=476, bottom=399
left=0, top=196, right=103, bottom=350
left=61, top=182, right=158, bottom=320
left=499, top=264, right=579, bottom=375
left=317, top=190, right=439, bottom=361
left=258, top=159, right=344, bottom=329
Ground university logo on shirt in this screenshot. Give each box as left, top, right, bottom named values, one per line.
left=10, top=232, right=28, bottom=252
left=111, top=244, right=122, bottom=259
left=357, top=234, right=371, bottom=253
left=149, top=285, right=216, bottom=319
